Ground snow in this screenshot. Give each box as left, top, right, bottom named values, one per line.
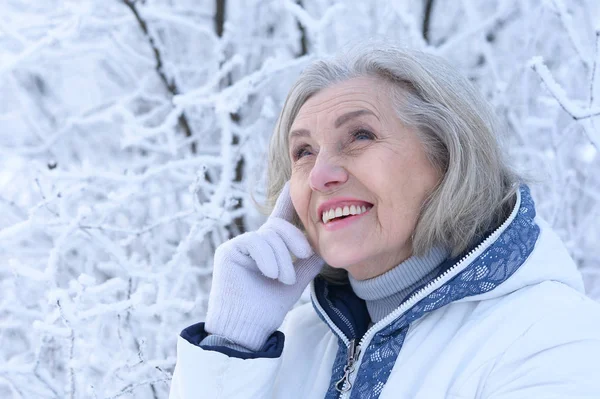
left=1, top=0, right=600, bottom=397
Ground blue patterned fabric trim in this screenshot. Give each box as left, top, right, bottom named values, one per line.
left=312, top=185, right=541, bottom=399
left=350, top=186, right=539, bottom=398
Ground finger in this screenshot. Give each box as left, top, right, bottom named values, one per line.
left=235, top=233, right=279, bottom=279
left=214, top=237, right=255, bottom=269
left=269, top=181, right=295, bottom=222
left=294, top=253, right=325, bottom=285
left=258, top=230, right=297, bottom=285
left=264, top=218, right=313, bottom=259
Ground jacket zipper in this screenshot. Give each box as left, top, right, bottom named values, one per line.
left=335, top=339, right=361, bottom=393
left=324, top=285, right=356, bottom=338
left=314, top=189, right=522, bottom=399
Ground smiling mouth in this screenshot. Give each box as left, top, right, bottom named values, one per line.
left=321, top=204, right=373, bottom=224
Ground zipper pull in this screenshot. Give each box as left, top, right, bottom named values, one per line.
left=335, top=339, right=362, bottom=393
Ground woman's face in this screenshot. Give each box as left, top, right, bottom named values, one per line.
left=288, top=76, right=441, bottom=280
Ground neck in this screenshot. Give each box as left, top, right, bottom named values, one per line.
left=349, top=246, right=449, bottom=324
left=346, top=249, right=414, bottom=281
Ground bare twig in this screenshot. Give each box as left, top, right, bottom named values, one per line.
left=589, top=31, right=600, bottom=108
left=437, top=5, right=517, bottom=54
left=122, top=0, right=196, bottom=153
left=31, top=335, right=61, bottom=397
left=34, top=178, right=60, bottom=218
left=215, top=0, right=226, bottom=38
left=124, top=278, right=159, bottom=399
left=213, top=0, right=247, bottom=235
left=296, top=0, right=308, bottom=56
left=530, top=58, right=600, bottom=120
left=587, top=30, right=600, bottom=139
left=422, top=0, right=435, bottom=43
left=56, top=300, right=75, bottom=399
left=106, top=377, right=171, bottom=398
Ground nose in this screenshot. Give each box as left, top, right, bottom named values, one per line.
left=309, top=152, right=348, bottom=192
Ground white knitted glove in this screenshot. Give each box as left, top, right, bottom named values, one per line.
left=204, top=182, right=324, bottom=351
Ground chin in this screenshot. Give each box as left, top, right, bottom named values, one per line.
left=319, top=248, right=367, bottom=272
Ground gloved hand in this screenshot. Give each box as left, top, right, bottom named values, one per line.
left=204, top=182, right=324, bottom=351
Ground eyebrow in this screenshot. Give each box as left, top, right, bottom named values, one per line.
left=289, top=128, right=310, bottom=140
left=289, top=109, right=377, bottom=139
left=334, top=109, right=377, bottom=128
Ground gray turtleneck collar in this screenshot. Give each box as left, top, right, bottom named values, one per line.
left=348, top=246, right=449, bottom=324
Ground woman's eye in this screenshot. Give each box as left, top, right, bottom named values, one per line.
left=293, top=146, right=313, bottom=160
left=352, top=129, right=375, bottom=141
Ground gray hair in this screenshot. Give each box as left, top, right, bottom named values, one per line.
left=266, top=43, right=521, bottom=284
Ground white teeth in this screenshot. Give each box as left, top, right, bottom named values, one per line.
left=322, top=204, right=371, bottom=224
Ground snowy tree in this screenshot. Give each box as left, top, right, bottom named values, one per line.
left=0, top=0, right=598, bottom=397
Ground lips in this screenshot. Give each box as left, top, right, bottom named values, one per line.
left=322, top=204, right=371, bottom=224
left=317, top=198, right=373, bottom=224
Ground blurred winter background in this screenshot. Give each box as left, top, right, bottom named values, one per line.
left=1, top=0, right=599, bottom=397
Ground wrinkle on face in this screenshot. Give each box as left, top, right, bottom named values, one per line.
left=287, top=76, right=441, bottom=280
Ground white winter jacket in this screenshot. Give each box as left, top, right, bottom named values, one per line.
left=169, top=186, right=600, bottom=399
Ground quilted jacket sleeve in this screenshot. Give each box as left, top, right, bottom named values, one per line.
left=168, top=322, right=285, bottom=399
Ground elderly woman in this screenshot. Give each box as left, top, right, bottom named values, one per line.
left=169, top=45, right=600, bottom=398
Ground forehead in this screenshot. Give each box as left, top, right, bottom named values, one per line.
left=293, top=77, right=389, bottom=123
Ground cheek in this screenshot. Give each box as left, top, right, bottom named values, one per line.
left=367, top=164, right=419, bottom=234
left=289, top=176, right=309, bottom=223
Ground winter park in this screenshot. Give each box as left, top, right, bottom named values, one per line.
left=1, top=0, right=600, bottom=398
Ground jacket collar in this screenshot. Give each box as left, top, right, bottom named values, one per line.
left=310, top=185, right=540, bottom=343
